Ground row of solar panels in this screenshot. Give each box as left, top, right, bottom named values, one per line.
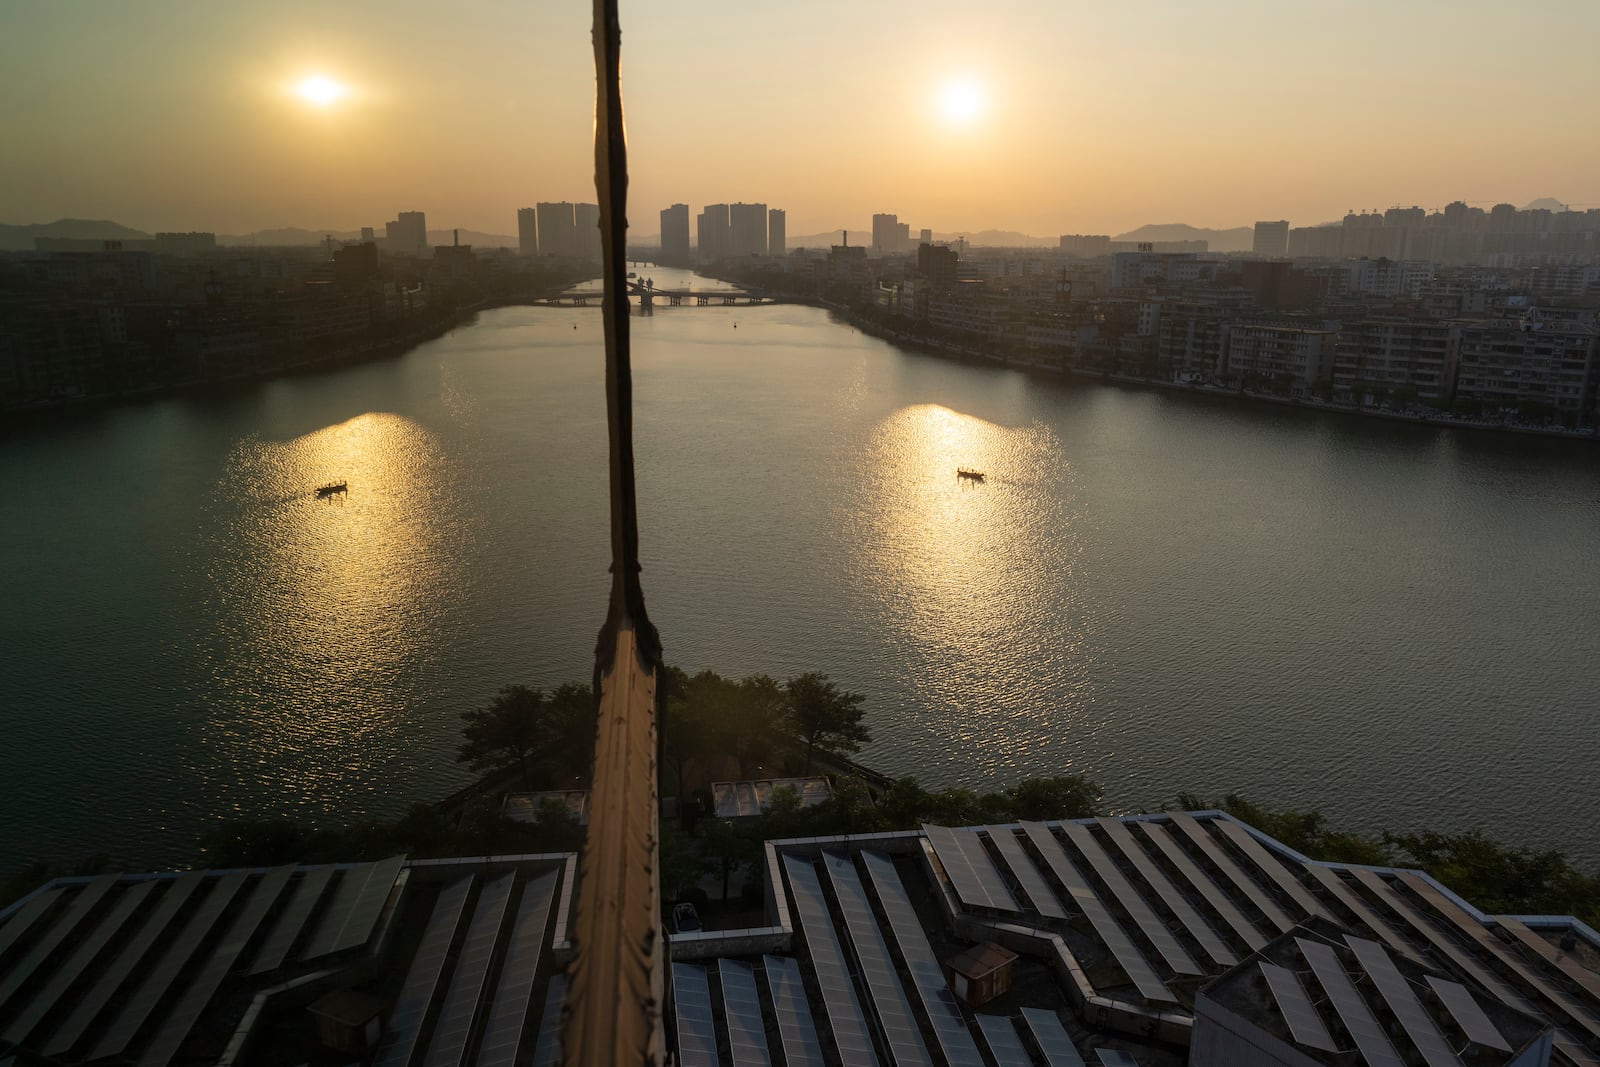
left=779, top=848, right=1108, bottom=1067
left=924, top=816, right=1600, bottom=1064
left=928, top=812, right=1600, bottom=1036
left=671, top=951, right=1109, bottom=1067
left=0, top=856, right=406, bottom=1063
left=671, top=956, right=825, bottom=1067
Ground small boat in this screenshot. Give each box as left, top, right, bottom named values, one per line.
left=316, top=482, right=348, bottom=497
left=956, top=468, right=985, bottom=482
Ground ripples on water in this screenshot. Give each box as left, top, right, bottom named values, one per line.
left=2, top=269, right=1598, bottom=870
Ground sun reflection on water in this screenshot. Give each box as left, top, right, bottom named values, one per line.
left=192, top=412, right=470, bottom=818
left=847, top=404, right=1103, bottom=780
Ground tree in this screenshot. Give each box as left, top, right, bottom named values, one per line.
left=458, top=685, right=546, bottom=790
left=1006, top=776, right=1102, bottom=821
left=786, top=672, right=871, bottom=773
left=731, top=674, right=794, bottom=776
left=543, top=682, right=599, bottom=786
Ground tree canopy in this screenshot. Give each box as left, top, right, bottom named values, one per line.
left=457, top=682, right=597, bottom=790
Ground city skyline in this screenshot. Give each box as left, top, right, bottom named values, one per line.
left=4, top=0, right=1599, bottom=237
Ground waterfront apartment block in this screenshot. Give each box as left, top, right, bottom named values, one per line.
left=1224, top=323, right=1336, bottom=393
left=1333, top=318, right=1460, bottom=403
left=1455, top=316, right=1598, bottom=418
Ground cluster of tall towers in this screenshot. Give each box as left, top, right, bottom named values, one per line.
left=658, top=203, right=785, bottom=264
left=516, top=202, right=602, bottom=259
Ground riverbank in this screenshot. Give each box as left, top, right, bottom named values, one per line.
left=834, top=304, right=1599, bottom=443
left=1, top=303, right=478, bottom=425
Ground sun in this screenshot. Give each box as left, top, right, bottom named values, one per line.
left=295, top=75, right=347, bottom=108
left=940, top=80, right=985, bottom=125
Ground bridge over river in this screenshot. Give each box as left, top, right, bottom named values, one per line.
left=540, top=280, right=774, bottom=309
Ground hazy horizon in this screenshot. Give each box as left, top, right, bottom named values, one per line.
left=4, top=0, right=1597, bottom=238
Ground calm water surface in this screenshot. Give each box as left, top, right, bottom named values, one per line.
left=3, top=269, right=1598, bottom=870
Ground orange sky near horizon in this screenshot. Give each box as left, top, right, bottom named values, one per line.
left=2, top=0, right=1598, bottom=238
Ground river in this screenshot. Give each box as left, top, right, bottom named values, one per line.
left=3, top=268, right=1597, bottom=871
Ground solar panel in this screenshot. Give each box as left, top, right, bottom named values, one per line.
left=89, top=868, right=250, bottom=1061
left=0, top=873, right=119, bottom=1011
left=0, top=887, right=63, bottom=961
left=1395, top=871, right=1600, bottom=1042
left=1554, top=1032, right=1600, bottom=1067
left=3, top=880, right=153, bottom=1046
left=719, top=959, right=773, bottom=1067
left=1296, top=937, right=1405, bottom=1067
left=1093, top=1050, right=1140, bottom=1067
left=822, top=850, right=934, bottom=1067
left=859, top=851, right=985, bottom=1067
left=1303, top=864, right=1427, bottom=966
left=1019, top=822, right=1175, bottom=1004
left=1165, top=813, right=1296, bottom=934
left=1343, top=934, right=1463, bottom=1067
left=781, top=853, right=880, bottom=1066
left=974, top=1015, right=1031, bottom=1065
left=331, top=854, right=407, bottom=953
left=1020, top=1008, right=1087, bottom=1067
left=1425, top=976, right=1512, bottom=1052
left=1135, top=822, right=1266, bottom=951
left=672, top=962, right=720, bottom=1067
left=531, top=976, right=568, bottom=1067
left=1210, top=819, right=1334, bottom=922
left=763, top=955, right=827, bottom=1067
left=1060, top=823, right=1202, bottom=975
left=922, top=825, right=1019, bottom=912
left=295, top=862, right=370, bottom=959
left=1259, top=962, right=1339, bottom=1052
left=425, top=871, right=515, bottom=1067
left=136, top=864, right=296, bottom=1067
left=476, top=870, right=559, bottom=1067
left=373, top=875, right=474, bottom=1067
left=247, top=864, right=335, bottom=975
left=43, top=872, right=203, bottom=1058
left=987, top=827, right=1068, bottom=919
left=1498, top=918, right=1600, bottom=1003
left=1093, top=818, right=1235, bottom=968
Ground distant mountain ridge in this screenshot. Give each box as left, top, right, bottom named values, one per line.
left=1111, top=223, right=1255, bottom=252
left=0, top=219, right=151, bottom=251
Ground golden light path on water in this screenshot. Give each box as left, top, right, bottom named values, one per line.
left=193, top=412, right=469, bottom=818
left=846, top=403, right=1106, bottom=781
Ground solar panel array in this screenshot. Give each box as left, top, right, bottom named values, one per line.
left=1165, top=812, right=1296, bottom=934
left=1135, top=822, right=1267, bottom=951
left=1295, top=937, right=1406, bottom=1067
left=781, top=853, right=880, bottom=1066
left=1091, top=818, right=1236, bottom=968
left=1259, top=961, right=1338, bottom=1052
left=764, top=955, right=828, bottom=1067
left=1019, top=822, right=1174, bottom=1004
left=90, top=868, right=250, bottom=1060
left=1060, top=822, right=1202, bottom=975
left=987, top=827, right=1069, bottom=918
left=0, top=873, right=117, bottom=1013
left=1211, top=818, right=1332, bottom=922
left=673, top=962, right=721, bottom=1067
left=860, top=850, right=985, bottom=1067
left=0, top=887, right=62, bottom=960
left=373, top=875, right=474, bottom=1067
left=1020, top=1007, right=1087, bottom=1067
left=247, top=864, right=335, bottom=974
left=922, top=824, right=1019, bottom=911
left=3, top=880, right=154, bottom=1046
left=476, top=870, right=559, bottom=1067
left=1499, top=919, right=1600, bottom=1002
left=301, top=855, right=406, bottom=960
left=1302, top=863, right=1427, bottom=966
left=822, top=850, right=934, bottom=1067
left=136, top=864, right=295, bottom=1067
left=44, top=871, right=206, bottom=1057
left=425, top=871, right=515, bottom=1067
left=1344, top=934, right=1465, bottom=1067
left=974, top=1014, right=1031, bottom=1065
left=720, top=959, right=773, bottom=1067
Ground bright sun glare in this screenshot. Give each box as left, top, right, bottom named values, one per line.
left=941, top=80, right=984, bottom=124
left=295, top=75, right=347, bottom=107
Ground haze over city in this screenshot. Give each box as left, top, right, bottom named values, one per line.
left=4, top=0, right=1599, bottom=237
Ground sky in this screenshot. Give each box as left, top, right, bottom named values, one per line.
left=3, top=0, right=1599, bottom=238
